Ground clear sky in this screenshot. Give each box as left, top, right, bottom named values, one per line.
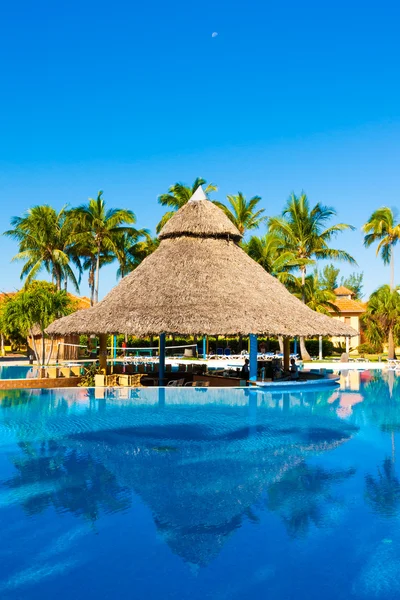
left=1, top=0, right=399, bottom=299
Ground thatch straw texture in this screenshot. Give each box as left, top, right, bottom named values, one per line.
left=159, top=198, right=242, bottom=242
left=47, top=199, right=357, bottom=338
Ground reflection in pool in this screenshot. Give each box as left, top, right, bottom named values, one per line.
left=0, top=365, right=38, bottom=380
left=0, top=373, right=400, bottom=599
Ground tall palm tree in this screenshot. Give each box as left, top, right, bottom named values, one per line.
left=244, top=232, right=298, bottom=285
left=269, top=193, right=355, bottom=360
left=213, top=192, right=267, bottom=236
left=4, top=205, right=80, bottom=292
left=79, top=249, right=114, bottom=306
left=363, top=207, right=400, bottom=290
left=362, top=285, right=400, bottom=360
left=156, top=177, right=217, bottom=233
left=69, top=191, right=137, bottom=304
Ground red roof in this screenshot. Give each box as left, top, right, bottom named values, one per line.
left=328, top=297, right=366, bottom=314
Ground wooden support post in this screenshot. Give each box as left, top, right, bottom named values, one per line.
left=283, top=337, right=290, bottom=371
left=99, top=334, right=108, bottom=372
left=346, top=336, right=350, bottom=354
left=319, top=335, right=323, bottom=361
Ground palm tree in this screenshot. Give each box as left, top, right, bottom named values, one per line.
left=4, top=205, right=80, bottom=292
left=269, top=193, right=355, bottom=360
left=113, top=229, right=150, bottom=280
left=156, top=177, right=217, bottom=233
left=294, top=273, right=339, bottom=315
left=288, top=272, right=339, bottom=359
left=362, top=285, right=400, bottom=360
left=132, top=233, right=159, bottom=263
left=213, top=192, right=267, bottom=236
left=79, top=249, right=114, bottom=306
left=244, top=232, right=298, bottom=285
left=0, top=281, right=74, bottom=365
left=69, top=191, right=137, bottom=304
left=363, top=207, right=400, bottom=290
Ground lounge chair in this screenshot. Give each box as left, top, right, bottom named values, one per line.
left=167, top=378, right=185, bottom=387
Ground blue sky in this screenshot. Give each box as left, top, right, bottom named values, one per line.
left=1, top=0, right=399, bottom=299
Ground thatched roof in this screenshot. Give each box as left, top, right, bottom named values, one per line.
left=47, top=192, right=357, bottom=338
left=159, top=196, right=242, bottom=242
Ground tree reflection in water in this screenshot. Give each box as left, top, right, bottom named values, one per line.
left=0, top=389, right=359, bottom=567
left=267, top=462, right=356, bottom=538
left=4, top=440, right=131, bottom=523
left=365, top=458, right=400, bottom=518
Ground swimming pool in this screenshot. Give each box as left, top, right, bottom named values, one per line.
left=0, top=365, right=38, bottom=380
left=0, top=371, right=399, bottom=599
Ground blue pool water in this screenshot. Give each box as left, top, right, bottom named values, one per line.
left=0, top=371, right=400, bottom=599
left=0, top=365, right=38, bottom=379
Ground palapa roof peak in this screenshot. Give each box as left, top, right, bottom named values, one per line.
left=159, top=198, right=242, bottom=242
left=47, top=197, right=357, bottom=338
left=189, top=185, right=207, bottom=202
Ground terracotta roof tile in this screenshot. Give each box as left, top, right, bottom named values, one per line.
left=328, top=298, right=366, bottom=314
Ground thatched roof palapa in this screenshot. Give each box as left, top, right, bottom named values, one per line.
left=47, top=189, right=357, bottom=338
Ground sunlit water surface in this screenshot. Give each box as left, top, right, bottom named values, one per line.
left=0, top=370, right=400, bottom=599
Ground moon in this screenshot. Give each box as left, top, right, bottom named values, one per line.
left=211, top=32, right=218, bottom=38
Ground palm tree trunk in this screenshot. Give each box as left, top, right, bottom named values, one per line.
left=388, top=325, right=396, bottom=360
left=299, top=266, right=311, bottom=360
left=28, top=331, right=40, bottom=365
left=46, top=337, right=55, bottom=365
left=41, top=329, right=46, bottom=367
left=301, top=266, right=306, bottom=303
left=300, top=336, right=311, bottom=362
left=390, top=251, right=394, bottom=291
left=55, top=269, right=61, bottom=291
left=89, top=261, right=95, bottom=306
left=94, top=243, right=101, bottom=304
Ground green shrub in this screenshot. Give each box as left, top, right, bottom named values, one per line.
left=357, top=342, right=383, bottom=355
left=304, top=339, right=334, bottom=357
left=78, top=363, right=103, bottom=387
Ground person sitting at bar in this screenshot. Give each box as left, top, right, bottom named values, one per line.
left=241, top=358, right=250, bottom=378
left=290, top=358, right=299, bottom=380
